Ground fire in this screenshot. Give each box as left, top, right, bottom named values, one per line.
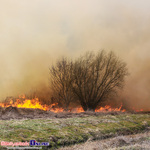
left=0, top=95, right=147, bottom=113
left=0, top=96, right=125, bottom=113
left=0, top=95, right=63, bottom=113
left=95, top=105, right=125, bottom=112
left=16, top=99, right=48, bottom=111
left=69, top=105, right=125, bottom=113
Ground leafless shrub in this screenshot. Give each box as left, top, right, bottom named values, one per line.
left=50, top=58, right=75, bottom=111
left=50, top=50, right=128, bottom=111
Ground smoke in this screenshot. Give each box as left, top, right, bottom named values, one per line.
left=0, top=0, right=150, bottom=109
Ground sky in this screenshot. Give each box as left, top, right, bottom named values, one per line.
left=0, top=0, right=150, bottom=109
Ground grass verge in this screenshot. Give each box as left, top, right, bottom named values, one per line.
left=0, top=113, right=149, bottom=149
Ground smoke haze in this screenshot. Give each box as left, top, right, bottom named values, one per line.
left=0, top=0, right=150, bottom=109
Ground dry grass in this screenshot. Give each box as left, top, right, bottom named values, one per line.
left=0, top=111, right=150, bottom=149
left=59, top=131, right=150, bottom=150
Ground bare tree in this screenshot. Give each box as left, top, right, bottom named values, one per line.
left=71, top=50, right=128, bottom=111
left=50, top=50, right=128, bottom=112
left=50, top=58, right=74, bottom=111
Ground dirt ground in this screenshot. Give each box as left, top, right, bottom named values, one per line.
left=59, top=131, right=150, bottom=150
left=0, top=106, right=126, bottom=120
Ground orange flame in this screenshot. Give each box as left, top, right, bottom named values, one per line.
left=0, top=95, right=63, bottom=113
left=95, top=105, right=125, bottom=112
left=0, top=95, right=147, bottom=113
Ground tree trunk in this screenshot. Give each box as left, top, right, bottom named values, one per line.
left=86, top=108, right=96, bottom=112
left=81, top=101, right=96, bottom=112
left=80, top=101, right=88, bottom=111
left=63, top=102, right=69, bottom=112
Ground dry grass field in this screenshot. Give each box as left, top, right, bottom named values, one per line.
left=0, top=107, right=150, bottom=149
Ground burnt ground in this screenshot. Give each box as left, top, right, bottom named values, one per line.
left=0, top=106, right=140, bottom=120
left=0, top=106, right=55, bottom=120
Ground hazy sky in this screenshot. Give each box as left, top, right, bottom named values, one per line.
left=0, top=0, right=150, bottom=108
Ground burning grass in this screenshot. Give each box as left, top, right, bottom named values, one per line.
left=0, top=95, right=127, bottom=113
left=1, top=94, right=149, bottom=113
left=0, top=95, right=63, bottom=113
left=0, top=112, right=149, bottom=149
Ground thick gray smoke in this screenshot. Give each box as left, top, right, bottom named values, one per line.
left=0, top=0, right=150, bottom=110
